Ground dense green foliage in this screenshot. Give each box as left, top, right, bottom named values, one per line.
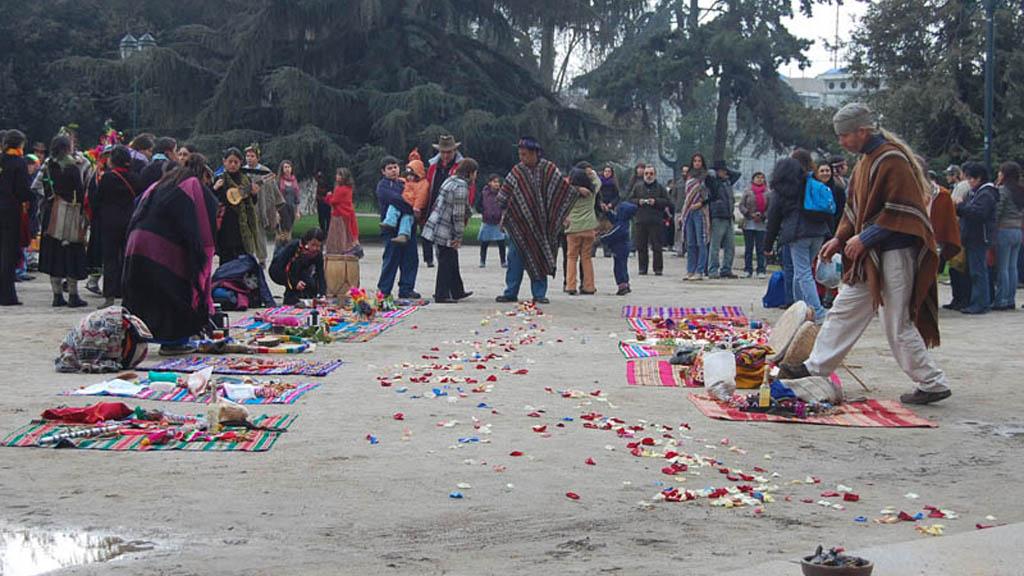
left=848, top=0, right=1024, bottom=167
left=0, top=0, right=637, bottom=197
left=577, top=0, right=831, bottom=169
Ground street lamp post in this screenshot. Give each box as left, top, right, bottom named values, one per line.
left=118, top=33, right=157, bottom=135
left=983, top=0, right=995, bottom=172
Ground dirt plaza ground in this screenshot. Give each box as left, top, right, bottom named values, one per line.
left=1, top=244, right=1022, bottom=575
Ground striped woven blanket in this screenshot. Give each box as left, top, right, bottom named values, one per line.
left=2, top=414, right=297, bottom=451
left=145, top=356, right=342, bottom=376
left=61, top=382, right=320, bottom=405
left=621, top=305, right=747, bottom=320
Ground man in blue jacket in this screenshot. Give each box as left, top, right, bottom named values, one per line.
left=956, top=161, right=999, bottom=314
left=376, top=156, right=420, bottom=299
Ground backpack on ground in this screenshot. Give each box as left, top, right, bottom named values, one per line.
left=762, top=270, right=787, bottom=309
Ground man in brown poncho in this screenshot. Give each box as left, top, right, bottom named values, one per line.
left=781, top=103, right=951, bottom=405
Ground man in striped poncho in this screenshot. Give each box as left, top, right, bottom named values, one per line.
left=495, top=137, right=577, bottom=304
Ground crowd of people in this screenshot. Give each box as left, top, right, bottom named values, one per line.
left=1, top=102, right=1021, bottom=391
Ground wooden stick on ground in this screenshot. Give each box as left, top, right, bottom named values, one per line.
left=841, top=362, right=871, bottom=392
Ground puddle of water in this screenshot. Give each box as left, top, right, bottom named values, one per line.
left=0, top=526, right=154, bottom=576
left=993, top=426, right=1024, bottom=438
left=959, top=420, right=1024, bottom=438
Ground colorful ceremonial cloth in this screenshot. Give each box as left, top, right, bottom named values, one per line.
left=2, top=414, right=297, bottom=451
left=499, top=159, right=576, bottom=279
left=621, top=305, right=747, bottom=321
left=626, top=360, right=700, bottom=387
left=145, top=356, right=342, bottom=376
left=688, top=394, right=937, bottom=428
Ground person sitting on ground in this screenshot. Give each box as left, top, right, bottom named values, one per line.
left=270, top=228, right=326, bottom=305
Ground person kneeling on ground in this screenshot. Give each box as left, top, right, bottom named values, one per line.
left=270, top=228, right=326, bottom=305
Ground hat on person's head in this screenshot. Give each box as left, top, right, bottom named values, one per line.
left=832, top=102, right=877, bottom=134
left=711, top=159, right=729, bottom=171
left=25, top=154, right=39, bottom=165
left=516, top=136, right=542, bottom=152
left=432, top=135, right=461, bottom=152
left=829, top=155, right=847, bottom=166
left=945, top=164, right=961, bottom=175
left=32, top=142, right=46, bottom=153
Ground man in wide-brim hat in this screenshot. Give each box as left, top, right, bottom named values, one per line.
left=423, top=134, right=468, bottom=268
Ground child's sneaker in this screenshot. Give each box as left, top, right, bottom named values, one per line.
left=380, top=222, right=396, bottom=233
left=391, top=234, right=409, bottom=245
left=616, top=284, right=631, bottom=296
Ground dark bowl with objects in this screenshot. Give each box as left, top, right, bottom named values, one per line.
left=801, top=557, right=873, bottom=576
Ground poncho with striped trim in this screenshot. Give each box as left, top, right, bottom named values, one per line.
left=838, top=141, right=941, bottom=347
left=499, top=159, right=577, bottom=279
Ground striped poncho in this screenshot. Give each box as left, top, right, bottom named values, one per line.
left=499, top=159, right=577, bottom=279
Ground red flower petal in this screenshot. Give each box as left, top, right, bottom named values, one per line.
left=565, top=492, right=580, bottom=500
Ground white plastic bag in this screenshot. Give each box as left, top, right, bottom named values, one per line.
left=221, top=382, right=256, bottom=402
left=815, top=253, right=843, bottom=289
left=702, top=350, right=736, bottom=400
left=186, top=366, right=215, bottom=396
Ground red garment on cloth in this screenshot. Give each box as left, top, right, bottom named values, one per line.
left=327, top=185, right=359, bottom=242
left=42, top=402, right=132, bottom=424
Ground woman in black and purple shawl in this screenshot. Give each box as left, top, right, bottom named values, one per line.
left=122, top=155, right=218, bottom=355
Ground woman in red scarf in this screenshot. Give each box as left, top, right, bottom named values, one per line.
left=325, top=167, right=360, bottom=256
left=738, top=171, right=770, bottom=278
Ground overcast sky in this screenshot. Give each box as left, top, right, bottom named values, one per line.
left=783, top=1, right=868, bottom=77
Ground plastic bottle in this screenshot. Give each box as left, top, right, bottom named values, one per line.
left=758, top=381, right=771, bottom=408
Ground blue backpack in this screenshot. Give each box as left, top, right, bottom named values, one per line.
left=803, top=173, right=837, bottom=221
left=762, top=271, right=787, bottom=309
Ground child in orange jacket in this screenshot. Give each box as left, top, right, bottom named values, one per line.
left=381, top=150, right=430, bottom=244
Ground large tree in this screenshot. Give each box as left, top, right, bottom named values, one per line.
left=577, top=0, right=826, bottom=167
left=848, top=0, right=1024, bottom=166
left=1, top=0, right=617, bottom=196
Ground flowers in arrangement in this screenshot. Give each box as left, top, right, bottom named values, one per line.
left=348, top=288, right=394, bottom=318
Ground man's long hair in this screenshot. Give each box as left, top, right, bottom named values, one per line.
left=878, top=128, right=931, bottom=205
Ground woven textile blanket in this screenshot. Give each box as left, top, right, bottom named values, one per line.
left=2, top=414, right=297, bottom=451
left=687, top=394, right=937, bottom=428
